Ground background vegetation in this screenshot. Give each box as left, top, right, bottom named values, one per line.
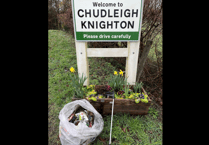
left=48, top=30, right=162, bottom=145
left=48, top=0, right=162, bottom=144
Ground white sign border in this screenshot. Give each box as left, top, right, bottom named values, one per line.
left=71, top=0, right=144, bottom=42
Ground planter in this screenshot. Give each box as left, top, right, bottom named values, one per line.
left=72, top=85, right=152, bottom=115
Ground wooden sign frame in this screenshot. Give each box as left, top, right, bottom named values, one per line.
left=72, top=0, right=145, bottom=86
left=76, top=41, right=140, bottom=86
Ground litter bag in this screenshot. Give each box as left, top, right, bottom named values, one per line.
left=59, top=99, right=104, bottom=145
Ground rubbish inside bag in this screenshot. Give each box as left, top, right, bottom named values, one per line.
left=59, top=99, right=103, bottom=145
left=68, top=106, right=94, bottom=127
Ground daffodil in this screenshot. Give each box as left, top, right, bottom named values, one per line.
left=119, top=69, right=123, bottom=76
left=114, top=71, right=118, bottom=75
left=70, top=67, right=75, bottom=73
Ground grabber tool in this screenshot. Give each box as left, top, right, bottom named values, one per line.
left=108, top=92, right=114, bottom=145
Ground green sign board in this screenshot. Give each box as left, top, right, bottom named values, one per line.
left=72, top=0, right=143, bottom=41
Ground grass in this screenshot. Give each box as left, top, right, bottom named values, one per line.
left=88, top=57, right=118, bottom=85
left=48, top=30, right=162, bottom=145
left=91, top=112, right=162, bottom=145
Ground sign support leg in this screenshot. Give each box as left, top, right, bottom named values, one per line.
left=75, top=41, right=89, bottom=86
left=125, top=41, right=140, bottom=85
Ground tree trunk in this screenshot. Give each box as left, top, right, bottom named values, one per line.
left=136, top=40, right=153, bottom=83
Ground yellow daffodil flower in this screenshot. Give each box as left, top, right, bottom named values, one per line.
left=70, top=67, right=75, bottom=73
left=119, top=69, right=123, bottom=76
left=114, top=71, right=118, bottom=75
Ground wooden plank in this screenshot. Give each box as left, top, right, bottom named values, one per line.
left=75, top=41, right=89, bottom=86
left=87, top=48, right=128, bottom=57
left=72, top=86, right=151, bottom=104
left=103, top=104, right=149, bottom=111
left=103, top=109, right=148, bottom=115
left=103, top=104, right=149, bottom=115
left=94, top=98, right=150, bottom=106
left=125, top=41, right=140, bottom=85
left=71, top=85, right=151, bottom=115
left=103, top=110, right=148, bottom=115
left=90, top=103, right=101, bottom=112
left=71, top=98, right=102, bottom=113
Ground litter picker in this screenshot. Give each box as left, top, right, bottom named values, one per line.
left=108, top=92, right=115, bottom=145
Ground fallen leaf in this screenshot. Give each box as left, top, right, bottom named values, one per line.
left=99, top=137, right=106, bottom=142
left=121, top=127, right=126, bottom=133
left=66, top=85, right=69, bottom=87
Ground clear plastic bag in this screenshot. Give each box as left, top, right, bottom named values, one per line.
left=59, top=99, right=104, bottom=145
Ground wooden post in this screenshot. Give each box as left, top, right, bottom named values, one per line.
left=75, top=41, right=89, bottom=86
left=75, top=42, right=140, bottom=86
left=125, top=41, right=140, bottom=85
left=75, top=41, right=141, bottom=86
left=72, top=0, right=145, bottom=86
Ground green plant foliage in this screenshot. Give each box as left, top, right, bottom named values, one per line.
left=135, top=98, right=140, bottom=103
left=123, top=79, right=130, bottom=98
left=86, top=85, right=95, bottom=91
left=91, top=113, right=162, bottom=145
left=90, top=79, right=99, bottom=85
left=86, top=89, right=97, bottom=97
left=140, top=93, right=149, bottom=103
left=88, top=96, right=97, bottom=101
left=48, top=30, right=162, bottom=145
left=69, top=73, right=87, bottom=98
left=148, top=107, right=159, bottom=119
left=108, top=72, right=127, bottom=92
left=133, top=82, right=143, bottom=93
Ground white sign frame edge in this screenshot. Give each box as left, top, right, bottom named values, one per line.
left=73, top=0, right=145, bottom=86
